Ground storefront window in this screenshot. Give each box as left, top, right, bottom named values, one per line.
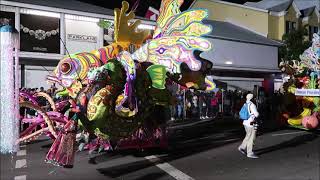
left=20, top=14, right=60, bottom=53
left=0, top=11, right=15, bottom=27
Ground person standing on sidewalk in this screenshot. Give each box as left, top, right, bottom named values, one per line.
left=238, top=93, right=259, bottom=159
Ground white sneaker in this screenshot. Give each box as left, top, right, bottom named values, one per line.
left=238, top=147, right=246, bottom=155
left=247, top=153, right=259, bottom=159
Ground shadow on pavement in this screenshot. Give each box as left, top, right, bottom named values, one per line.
left=96, top=132, right=241, bottom=178
left=95, top=131, right=319, bottom=178
left=132, top=172, right=167, bottom=180
left=97, top=159, right=160, bottom=178
left=255, top=133, right=318, bottom=155
left=89, top=150, right=136, bottom=165
left=25, top=138, right=51, bottom=145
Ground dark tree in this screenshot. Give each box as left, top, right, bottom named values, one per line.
left=279, top=26, right=311, bottom=62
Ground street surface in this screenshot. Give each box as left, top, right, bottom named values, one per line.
left=1, top=119, right=319, bottom=180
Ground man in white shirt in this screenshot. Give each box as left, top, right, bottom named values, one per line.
left=238, top=93, right=259, bottom=158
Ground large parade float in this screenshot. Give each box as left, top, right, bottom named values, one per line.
left=1, top=0, right=217, bottom=167
left=279, top=33, right=320, bottom=130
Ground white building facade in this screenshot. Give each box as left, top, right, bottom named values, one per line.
left=201, top=20, right=282, bottom=92
left=0, top=0, right=155, bottom=89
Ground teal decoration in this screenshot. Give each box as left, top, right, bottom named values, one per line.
left=0, top=25, right=12, bottom=32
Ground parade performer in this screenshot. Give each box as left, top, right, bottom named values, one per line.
left=10, top=0, right=217, bottom=167
left=45, top=99, right=79, bottom=167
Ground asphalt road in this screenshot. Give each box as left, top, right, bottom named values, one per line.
left=1, top=124, right=319, bottom=180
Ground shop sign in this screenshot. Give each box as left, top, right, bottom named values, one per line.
left=295, top=89, right=320, bottom=96
left=67, top=34, right=97, bottom=43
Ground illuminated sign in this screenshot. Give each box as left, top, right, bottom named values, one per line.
left=295, top=89, right=320, bottom=96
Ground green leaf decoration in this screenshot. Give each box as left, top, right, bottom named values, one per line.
left=56, top=88, right=69, bottom=97
left=146, top=65, right=167, bottom=89
left=97, top=19, right=113, bottom=29
left=313, top=97, right=320, bottom=112
left=94, top=128, right=109, bottom=140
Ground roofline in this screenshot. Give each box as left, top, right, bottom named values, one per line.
left=314, top=7, right=320, bottom=18
left=269, top=11, right=287, bottom=16
left=205, top=35, right=283, bottom=47
left=225, top=19, right=268, bottom=37
left=243, top=2, right=257, bottom=7
left=291, top=1, right=302, bottom=18
left=268, top=1, right=301, bottom=18
left=302, top=7, right=320, bottom=23
left=193, top=0, right=269, bottom=13
left=316, top=7, right=320, bottom=17
left=0, top=0, right=156, bottom=25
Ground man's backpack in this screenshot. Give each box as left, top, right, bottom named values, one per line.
left=239, top=102, right=252, bottom=120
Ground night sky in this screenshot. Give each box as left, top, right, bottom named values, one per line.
left=77, top=0, right=262, bottom=17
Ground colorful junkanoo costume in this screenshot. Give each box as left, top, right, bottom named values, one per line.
left=42, top=0, right=216, bottom=167
left=279, top=33, right=319, bottom=130
left=45, top=100, right=79, bottom=167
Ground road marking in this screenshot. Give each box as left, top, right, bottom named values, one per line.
left=183, top=137, right=240, bottom=143
left=17, top=150, right=26, bottom=156
left=272, top=131, right=305, bottom=137
left=169, top=119, right=212, bottom=129
left=145, top=155, right=194, bottom=180
left=15, top=145, right=27, bottom=180
left=15, top=159, right=27, bottom=168
left=14, top=175, right=26, bottom=180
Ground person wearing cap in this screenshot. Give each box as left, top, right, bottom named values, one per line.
left=238, top=93, right=260, bottom=158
